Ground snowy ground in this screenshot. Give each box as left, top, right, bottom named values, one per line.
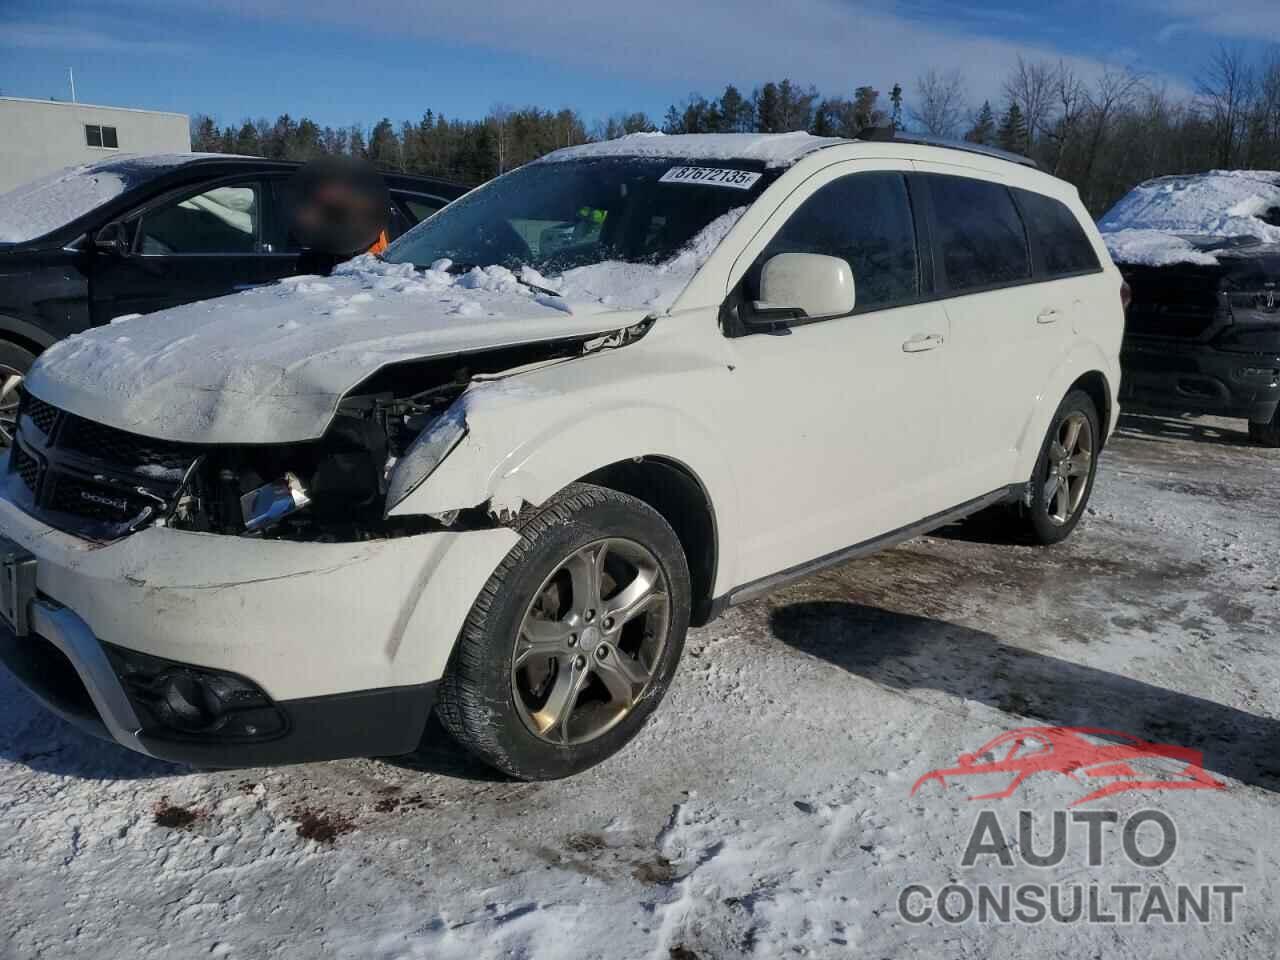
left=2, top=410, right=1278, bottom=959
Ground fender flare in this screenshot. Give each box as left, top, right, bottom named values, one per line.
left=391, top=398, right=745, bottom=594
left=1012, top=342, right=1118, bottom=481
left=0, top=314, right=57, bottom=355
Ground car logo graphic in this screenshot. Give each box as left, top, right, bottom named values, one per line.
left=910, top=726, right=1226, bottom=807
left=80, top=489, right=129, bottom=512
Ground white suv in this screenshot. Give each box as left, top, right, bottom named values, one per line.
left=0, top=132, right=1123, bottom=779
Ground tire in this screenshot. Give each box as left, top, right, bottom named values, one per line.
left=1016, top=389, right=1101, bottom=546
left=1249, top=408, right=1280, bottom=448
left=0, top=340, right=36, bottom=447
left=437, top=482, right=692, bottom=780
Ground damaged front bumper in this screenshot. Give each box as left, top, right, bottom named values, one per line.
left=0, top=474, right=517, bottom=766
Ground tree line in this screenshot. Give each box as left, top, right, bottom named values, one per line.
left=191, top=45, right=1280, bottom=215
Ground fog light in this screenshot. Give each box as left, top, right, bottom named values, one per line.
left=104, top=644, right=287, bottom=741
left=1236, top=367, right=1280, bottom=384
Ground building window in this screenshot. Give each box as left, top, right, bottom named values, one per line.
left=85, top=125, right=119, bottom=149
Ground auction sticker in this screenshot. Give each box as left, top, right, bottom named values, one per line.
left=659, top=166, right=762, bottom=189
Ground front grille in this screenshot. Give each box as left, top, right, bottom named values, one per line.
left=59, top=416, right=197, bottom=471
left=8, top=395, right=199, bottom=538
left=11, top=443, right=41, bottom=494
left=21, top=393, right=59, bottom=435
left=48, top=475, right=151, bottom=524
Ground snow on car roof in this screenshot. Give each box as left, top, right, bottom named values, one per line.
left=0, top=152, right=254, bottom=244
left=539, top=131, right=851, bottom=168
left=1099, top=170, right=1280, bottom=266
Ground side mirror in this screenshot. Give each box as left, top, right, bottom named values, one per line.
left=94, top=221, right=131, bottom=256
left=751, top=253, right=856, bottom=329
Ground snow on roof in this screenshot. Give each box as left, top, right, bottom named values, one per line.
left=1099, top=170, right=1280, bottom=266
left=539, top=131, right=850, bottom=168
left=0, top=153, right=252, bottom=243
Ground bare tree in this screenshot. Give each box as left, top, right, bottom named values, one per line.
left=1048, top=60, right=1086, bottom=175
left=1079, top=66, right=1146, bottom=203
left=1198, top=45, right=1256, bottom=167
left=1003, top=56, right=1055, bottom=147
left=911, top=68, right=967, bottom=138
left=489, top=103, right=513, bottom=174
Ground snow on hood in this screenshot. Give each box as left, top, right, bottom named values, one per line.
left=1099, top=170, right=1280, bottom=266
left=23, top=208, right=744, bottom=445
left=0, top=153, right=229, bottom=244
left=540, top=131, right=848, bottom=168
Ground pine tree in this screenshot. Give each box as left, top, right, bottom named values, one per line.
left=965, top=101, right=996, bottom=145
left=997, top=101, right=1028, bottom=154
left=718, top=85, right=752, bottom=132
left=367, top=118, right=400, bottom=169
left=889, top=83, right=904, bottom=130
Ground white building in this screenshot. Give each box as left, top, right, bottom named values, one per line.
left=0, top=97, right=190, bottom=194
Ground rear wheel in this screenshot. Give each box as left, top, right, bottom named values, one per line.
left=437, top=483, right=691, bottom=780
left=0, top=340, right=36, bottom=446
left=1249, top=407, right=1280, bottom=448
left=1016, top=389, right=1100, bottom=545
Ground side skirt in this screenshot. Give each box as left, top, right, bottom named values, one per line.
left=710, top=484, right=1024, bottom=614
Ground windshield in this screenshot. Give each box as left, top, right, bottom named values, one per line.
left=1099, top=171, right=1280, bottom=242
left=0, top=154, right=191, bottom=244
left=384, top=157, right=775, bottom=276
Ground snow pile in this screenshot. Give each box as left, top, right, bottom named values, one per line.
left=541, top=131, right=848, bottom=168
left=1099, top=170, right=1280, bottom=266
left=0, top=154, right=228, bottom=244
left=526, top=205, right=748, bottom=308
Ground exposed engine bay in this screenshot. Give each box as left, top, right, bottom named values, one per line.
left=7, top=325, right=648, bottom=544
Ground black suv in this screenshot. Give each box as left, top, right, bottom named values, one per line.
left=1100, top=171, right=1280, bottom=445
left=0, top=153, right=467, bottom=401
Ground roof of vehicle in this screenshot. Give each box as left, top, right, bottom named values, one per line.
left=540, top=129, right=1038, bottom=170
left=0, top=153, right=466, bottom=246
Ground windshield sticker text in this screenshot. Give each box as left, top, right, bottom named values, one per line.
left=659, top=167, right=762, bottom=190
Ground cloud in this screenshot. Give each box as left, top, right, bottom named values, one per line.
left=1138, top=0, right=1280, bottom=40
left=0, top=21, right=191, bottom=56
left=164, top=0, right=1179, bottom=105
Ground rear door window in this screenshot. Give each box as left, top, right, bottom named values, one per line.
left=1015, top=189, right=1100, bottom=277
left=753, top=171, right=919, bottom=313
left=928, top=176, right=1030, bottom=292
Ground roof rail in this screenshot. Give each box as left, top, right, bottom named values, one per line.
left=854, top=127, right=1039, bottom=169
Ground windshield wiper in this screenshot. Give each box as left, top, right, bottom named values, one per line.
left=442, top=260, right=562, bottom=298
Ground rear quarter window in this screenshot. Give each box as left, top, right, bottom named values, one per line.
left=928, top=175, right=1030, bottom=292
left=1015, top=189, right=1100, bottom=277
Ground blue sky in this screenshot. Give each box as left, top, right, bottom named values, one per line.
left=1, top=1, right=1275, bottom=131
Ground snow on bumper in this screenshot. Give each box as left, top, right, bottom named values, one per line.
left=0, top=486, right=517, bottom=763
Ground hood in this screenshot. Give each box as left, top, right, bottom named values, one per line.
left=24, top=257, right=647, bottom=445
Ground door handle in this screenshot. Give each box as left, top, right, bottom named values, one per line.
left=1036, top=309, right=1062, bottom=324
left=902, top=333, right=944, bottom=353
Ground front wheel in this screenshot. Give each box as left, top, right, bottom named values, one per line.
left=1017, top=389, right=1101, bottom=545
left=437, top=483, right=691, bottom=780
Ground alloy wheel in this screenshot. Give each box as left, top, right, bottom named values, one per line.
left=0, top=368, right=23, bottom=447
left=1044, top=411, right=1093, bottom=525
left=512, top=538, right=670, bottom=746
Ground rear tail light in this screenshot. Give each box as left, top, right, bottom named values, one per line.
left=1120, top=281, right=1132, bottom=312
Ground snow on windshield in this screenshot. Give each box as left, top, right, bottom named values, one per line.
left=339, top=204, right=747, bottom=313
left=1099, top=170, right=1280, bottom=266
left=541, top=131, right=847, bottom=168
left=0, top=154, right=208, bottom=243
